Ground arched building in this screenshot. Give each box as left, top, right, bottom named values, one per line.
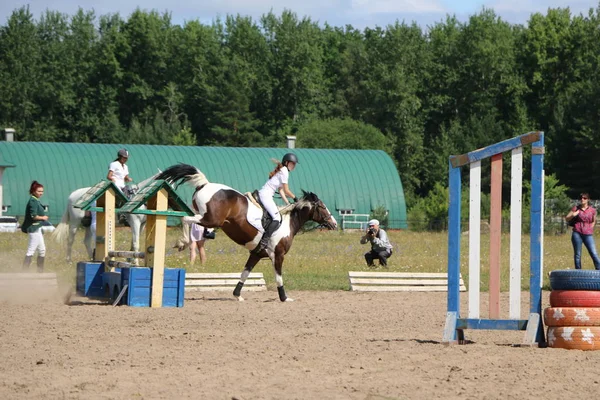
left=0, top=142, right=407, bottom=228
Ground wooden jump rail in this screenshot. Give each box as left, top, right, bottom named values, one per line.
left=106, top=260, right=136, bottom=269
left=185, top=273, right=266, bottom=292
left=106, top=251, right=147, bottom=270
left=107, top=251, right=146, bottom=259
left=349, top=271, right=466, bottom=292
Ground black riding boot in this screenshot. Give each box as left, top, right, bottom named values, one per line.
left=254, top=220, right=281, bottom=253
left=22, top=255, right=33, bottom=271
left=37, top=256, right=45, bottom=273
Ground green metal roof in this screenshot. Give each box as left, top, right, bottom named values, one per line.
left=0, top=151, right=15, bottom=168
left=0, top=142, right=407, bottom=228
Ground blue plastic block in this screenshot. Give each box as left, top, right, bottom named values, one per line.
left=121, top=267, right=185, bottom=307
left=76, top=262, right=105, bottom=297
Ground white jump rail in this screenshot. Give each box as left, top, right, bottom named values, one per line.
left=349, top=271, right=466, bottom=292
left=185, top=273, right=267, bottom=292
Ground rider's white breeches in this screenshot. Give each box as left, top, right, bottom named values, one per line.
left=258, top=190, right=282, bottom=223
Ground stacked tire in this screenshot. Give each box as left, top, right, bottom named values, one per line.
left=546, top=270, right=600, bottom=350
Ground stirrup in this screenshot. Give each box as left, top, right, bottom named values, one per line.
left=252, top=236, right=269, bottom=254
left=252, top=243, right=265, bottom=254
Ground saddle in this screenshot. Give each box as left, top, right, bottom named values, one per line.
left=245, top=190, right=272, bottom=229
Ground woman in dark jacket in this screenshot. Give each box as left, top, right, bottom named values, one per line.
left=566, top=192, right=600, bottom=270
left=21, top=180, right=49, bottom=272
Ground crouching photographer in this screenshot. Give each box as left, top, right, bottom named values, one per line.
left=360, top=219, right=393, bottom=268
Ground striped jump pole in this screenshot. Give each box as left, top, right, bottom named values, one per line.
left=443, top=131, right=546, bottom=346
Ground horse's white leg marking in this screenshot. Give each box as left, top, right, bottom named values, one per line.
left=240, top=269, right=250, bottom=283
left=273, top=258, right=294, bottom=302
left=275, top=272, right=283, bottom=288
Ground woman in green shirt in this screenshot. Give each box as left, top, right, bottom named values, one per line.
left=22, top=181, right=49, bottom=272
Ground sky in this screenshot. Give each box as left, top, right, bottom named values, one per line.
left=1, top=1, right=598, bottom=30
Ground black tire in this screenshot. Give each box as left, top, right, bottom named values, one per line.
left=550, top=269, right=600, bottom=291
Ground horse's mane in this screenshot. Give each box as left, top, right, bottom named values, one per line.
left=281, top=190, right=319, bottom=216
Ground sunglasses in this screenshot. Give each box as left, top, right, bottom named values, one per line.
left=581, top=196, right=589, bottom=200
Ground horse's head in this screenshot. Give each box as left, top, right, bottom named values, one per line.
left=295, top=191, right=338, bottom=230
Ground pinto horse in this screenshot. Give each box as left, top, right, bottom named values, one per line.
left=157, top=163, right=338, bottom=302
left=52, top=172, right=159, bottom=262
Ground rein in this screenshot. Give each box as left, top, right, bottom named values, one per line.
left=290, top=201, right=332, bottom=233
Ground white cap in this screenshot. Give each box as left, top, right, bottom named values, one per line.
left=368, top=219, right=379, bottom=226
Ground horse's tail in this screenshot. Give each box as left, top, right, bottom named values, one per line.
left=51, top=207, right=70, bottom=244
left=157, top=163, right=209, bottom=189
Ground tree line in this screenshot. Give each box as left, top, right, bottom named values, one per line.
left=1, top=5, right=600, bottom=206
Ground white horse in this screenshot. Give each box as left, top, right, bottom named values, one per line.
left=52, top=173, right=159, bottom=262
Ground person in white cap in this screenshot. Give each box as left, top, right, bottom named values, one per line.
left=360, top=218, right=393, bottom=267
left=107, top=148, right=133, bottom=193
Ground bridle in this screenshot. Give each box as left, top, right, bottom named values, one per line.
left=309, top=201, right=334, bottom=229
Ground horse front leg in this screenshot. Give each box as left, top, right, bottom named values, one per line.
left=129, top=217, right=145, bottom=265
left=233, top=253, right=262, bottom=302
left=273, top=252, right=292, bottom=302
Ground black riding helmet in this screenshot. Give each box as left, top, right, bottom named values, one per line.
left=282, top=153, right=298, bottom=166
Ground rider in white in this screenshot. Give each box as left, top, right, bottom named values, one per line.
left=255, top=153, right=298, bottom=253
left=107, top=148, right=132, bottom=192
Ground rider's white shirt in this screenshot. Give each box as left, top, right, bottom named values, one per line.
left=108, top=161, right=129, bottom=189
left=259, top=166, right=289, bottom=197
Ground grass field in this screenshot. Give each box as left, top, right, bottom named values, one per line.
left=0, top=226, right=582, bottom=291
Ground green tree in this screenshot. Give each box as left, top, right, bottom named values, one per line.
left=261, top=10, right=326, bottom=128
left=295, top=118, right=390, bottom=150
left=171, top=127, right=195, bottom=146
left=118, top=9, right=173, bottom=127
left=0, top=7, right=41, bottom=137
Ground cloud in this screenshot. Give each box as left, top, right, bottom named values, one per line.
left=1, top=0, right=346, bottom=26
left=489, top=0, right=597, bottom=14
left=351, top=0, right=447, bottom=14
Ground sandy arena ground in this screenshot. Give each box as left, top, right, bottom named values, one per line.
left=1, top=287, right=600, bottom=400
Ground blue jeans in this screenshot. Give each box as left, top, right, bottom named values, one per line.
left=571, top=231, right=600, bottom=270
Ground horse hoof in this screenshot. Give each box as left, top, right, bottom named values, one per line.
left=284, top=298, right=295, bottom=302
left=237, top=296, right=245, bottom=302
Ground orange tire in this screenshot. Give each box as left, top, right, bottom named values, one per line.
left=547, top=326, right=600, bottom=350
left=544, top=307, right=600, bottom=327
left=550, top=290, right=600, bottom=307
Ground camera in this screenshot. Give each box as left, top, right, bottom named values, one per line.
left=367, top=227, right=376, bottom=235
